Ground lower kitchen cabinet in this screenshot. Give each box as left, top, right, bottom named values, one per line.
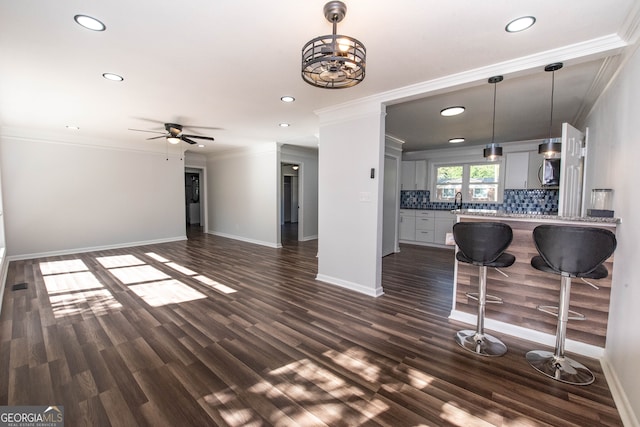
left=399, top=209, right=455, bottom=247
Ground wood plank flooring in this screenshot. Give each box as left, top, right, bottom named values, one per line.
left=0, top=227, right=622, bottom=426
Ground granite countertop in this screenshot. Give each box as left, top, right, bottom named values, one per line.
left=453, top=209, right=620, bottom=224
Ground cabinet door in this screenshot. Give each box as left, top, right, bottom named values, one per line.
left=415, top=160, right=428, bottom=190
left=434, top=219, right=454, bottom=244
left=415, top=229, right=434, bottom=243
left=527, top=151, right=545, bottom=189
left=401, top=161, right=416, bottom=190
left=505, top=152, right=530, bottom=189
left=399, top=215, right=416, bottom=240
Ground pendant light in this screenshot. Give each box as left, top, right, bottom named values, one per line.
left=538, top=63, right=563, bottom=157
left=483, top=75, right=504, bottom=160
left=301, top=1, right=366, bottom=89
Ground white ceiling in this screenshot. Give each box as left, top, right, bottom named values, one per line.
left=0, top=0, right=637, bottom=155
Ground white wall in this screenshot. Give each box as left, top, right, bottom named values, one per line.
left=0, top=136, right=186, bottom=258
left=316, top=102, right=385, bottom=297
left=206, top=144, right=279, bottom=247
left=280, top=144, right=318, bottom=241
left=584, top=45, right=640, bottom=426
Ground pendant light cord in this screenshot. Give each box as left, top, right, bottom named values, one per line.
left=491, top=81, right=497, bottom=144
left=548, top=69, right=555, bottom=140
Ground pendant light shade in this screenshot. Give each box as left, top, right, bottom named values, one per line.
left=483, top=75, right=504, bottom=161
left=301, top=1, right=366, bottom=89
left=484, top=144, right=503, bottom=159
left=539, top=63, right=563, bottom=157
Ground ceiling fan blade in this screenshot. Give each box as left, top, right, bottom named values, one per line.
left=182, top=125, right=223, bottom=130
left=146, top=135, right=167, bottom=140
left=181, top=136, right=198, bottom=145
left=182, top=134, right=215, bottom=141
left=128, top=128, right=165, bottom=134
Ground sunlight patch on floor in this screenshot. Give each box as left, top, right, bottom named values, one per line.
left=129, top=279, right=207, bottom=307
left=49, top=289, right=123, bottom=318
left=39, top=259, right=88, bottom=275
left=194, top=275, right=237, bottom=294
left=266, top=358, right=387, bottom=425
left=39, top=260, right=122, bottom=319
left=96, top=254, right=145, bottom=268
left=166, top=262, right=197, bottom=276
left=144, top=252, right=170, bottom=263
left=43, top=271, right=104, bottom=294
left=108, top=265, right=171, bottom=285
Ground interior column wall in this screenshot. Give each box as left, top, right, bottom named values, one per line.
left=316, top=102, right=385, bottom=297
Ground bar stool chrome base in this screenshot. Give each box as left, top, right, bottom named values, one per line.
left=456, top=329, right=507, bottom=357
left=526, top=350, right=594, bottom=385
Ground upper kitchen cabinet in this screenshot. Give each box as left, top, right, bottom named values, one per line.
left=401, top=160, right=427, bottom=190
left=504, top=151, right=547, bottom=189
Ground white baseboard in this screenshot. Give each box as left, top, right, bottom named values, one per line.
left=301, top=234, right=318, bottom=241
left=449, top=310, right=604, bottom=358
left=5, top=236, right=187, bottom=262
left=601, top=356, right=640, bottom=427
left=206, top=230, right=280, bottom=248
left=315, top=274, right=384, bottom=297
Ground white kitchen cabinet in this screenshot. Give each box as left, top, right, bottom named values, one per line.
left=401, top=160, right=427, bottom=190
left=527, top=151, right=546, bottom=189
left=415, top=211, right=434, bottom=243
left=505, top=152, right=530, bottom=189
left=399, top=209, right=454, bottom=247
left=399, top=209, right=416, bottom=241
left=434, top=211, right=455, bottom=244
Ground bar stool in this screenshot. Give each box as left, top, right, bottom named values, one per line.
left=453, top=222, right=515, bottom=356
left=527, top=225, right=617, bottom=385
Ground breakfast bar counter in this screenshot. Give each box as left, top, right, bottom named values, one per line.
left=450, top=210, right=619, bottom=355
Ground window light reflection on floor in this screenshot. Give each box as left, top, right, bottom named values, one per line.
left=39, top=259, right=88, bottom=275
left=129, top=279, right=206, bottom=307
left=96, top=254, right=145, bottom=268
left=43, top=271, right=104, bottom=294
left=194, top=275, right=237, bottom=294
left=108, top=265, right=170, bottom=285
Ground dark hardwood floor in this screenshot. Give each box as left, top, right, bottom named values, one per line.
left=0, top=227, right=622, bottom=426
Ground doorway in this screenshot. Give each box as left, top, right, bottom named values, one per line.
left=281, top=163, right=300, bottom=244
left=184, top=167, right=206, bottom=233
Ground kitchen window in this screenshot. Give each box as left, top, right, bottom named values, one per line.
left=433, top=161, right=503, bottom=203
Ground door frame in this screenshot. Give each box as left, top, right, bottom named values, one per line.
left=185, top=166, right=207, bottom=232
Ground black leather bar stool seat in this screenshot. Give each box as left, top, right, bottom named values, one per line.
left=453, top=222, right=515, bottom=356
left=527, top=225, right=617, bottom=385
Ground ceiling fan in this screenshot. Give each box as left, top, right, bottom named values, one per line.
left=129, top=123, right=215, bottom=145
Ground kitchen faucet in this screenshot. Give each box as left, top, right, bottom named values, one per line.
left=454, top=192, right=463, bottom=210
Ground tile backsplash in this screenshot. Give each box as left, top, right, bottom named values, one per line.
left=401, top=189, right=559, bottom=214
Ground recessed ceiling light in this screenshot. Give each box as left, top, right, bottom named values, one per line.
left=505, top=16, right=536, bottom=33
left=279, top=123, right=290, bottom=127
left=448, top=138, right=465, bottom=144
left=66, top=125, right=80, bottom=130
left=440, top=106, right=465, bottom=117
left=198, top=144, right=205, bottom=148
left=74, top=15, right=106, bottom=31
left=281, top=96, right=295, bottom=103
left=102, top=72, right=123, bottom=81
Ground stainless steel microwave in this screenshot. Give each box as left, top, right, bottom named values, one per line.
left=539, top=158, right=560, bottom=186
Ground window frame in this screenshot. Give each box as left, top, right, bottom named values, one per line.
left=430, top=158, right=505, bottom=204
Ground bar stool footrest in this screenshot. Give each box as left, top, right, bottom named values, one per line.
left=537, top=305, right=585, bottom=320
left=465, top=293, right=503, bottom=304
left=455, top=329, right=507, bottom=357
left=526, top=349, right=594, bottom=385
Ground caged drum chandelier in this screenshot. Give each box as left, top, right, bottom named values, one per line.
left=301, top=1, right=366, bottom=89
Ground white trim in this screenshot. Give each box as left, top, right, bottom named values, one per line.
left=449, top=309, right=604, bottom=358
left=301, top=234, right=318, bottom=241
left=0, top=248, right=8, bottom=316
left=315, top=274, right=384, bottom=297
left=601, top=356, right=640, bottom=427
left=5, top=236, right=187, bottom=262
left=206, top=230, right=281, bottom=249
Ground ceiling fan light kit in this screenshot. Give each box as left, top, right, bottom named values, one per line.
left=301, top=1, right=366, bottom=89
left=129, top=122, right=215, bottom=146
left=483, top=75, right=504, bottom=161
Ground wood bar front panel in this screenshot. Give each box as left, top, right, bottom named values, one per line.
left=454, top=217, right=615, bottom=348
